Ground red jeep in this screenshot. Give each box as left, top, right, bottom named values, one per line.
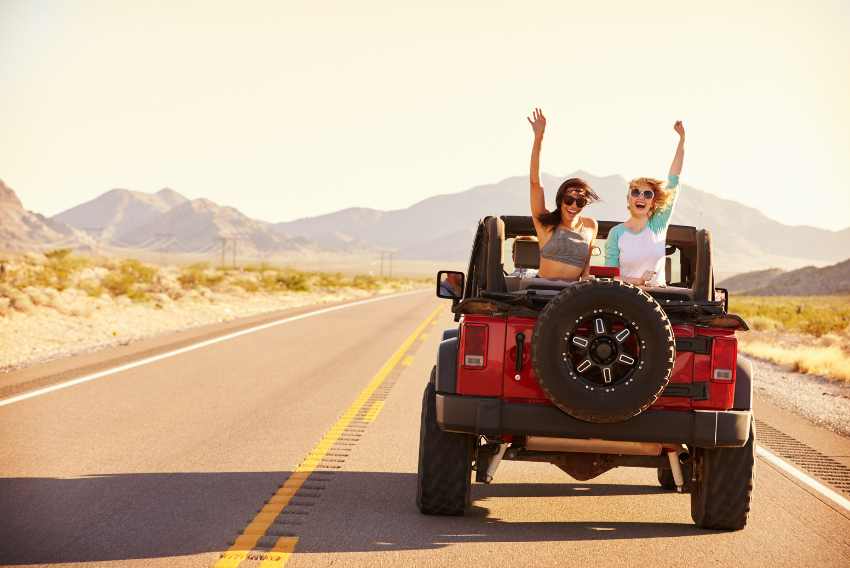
left=417, top=216, right=754, bottom=531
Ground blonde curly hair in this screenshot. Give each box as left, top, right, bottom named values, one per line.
left=628, top=177, right=673, bottom=215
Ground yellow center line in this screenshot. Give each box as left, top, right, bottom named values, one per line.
left=214, top=304, right=444, bottom=568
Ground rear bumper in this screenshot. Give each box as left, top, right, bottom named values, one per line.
left=436, top=393, right=751, bottom=448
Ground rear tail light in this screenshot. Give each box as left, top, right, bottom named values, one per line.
left=711, top=336, right=737, bottom=382
left=462, top=324, right=488, bottom=368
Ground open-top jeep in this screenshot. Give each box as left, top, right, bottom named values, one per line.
left=417, top=216, right=754, bottom=531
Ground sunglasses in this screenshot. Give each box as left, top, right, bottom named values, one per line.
left=562, top=195, right=588, bottom=208
left=630, top=188, right=655, bottom=200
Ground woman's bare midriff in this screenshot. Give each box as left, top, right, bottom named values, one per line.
left=538, top=257, right=584, bottom=281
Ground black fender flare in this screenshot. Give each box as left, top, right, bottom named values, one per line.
left=435, top=337, right=459, bottom=393
left=734, top=356, right=753, bottom=411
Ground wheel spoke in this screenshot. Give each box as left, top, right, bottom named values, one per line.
left=615, top=328, right=630, bottom=342
left=571, top=336, right=589, bottom=348
left=602, top=367, right=613, bottom=383
left=576, top=359, right=592, bottom=373
left=618, top=354, right=635, bottom=365
left=594, top=318, right=605, bottom=334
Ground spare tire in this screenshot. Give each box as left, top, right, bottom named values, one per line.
left=531, top=280, right=675, bottom=423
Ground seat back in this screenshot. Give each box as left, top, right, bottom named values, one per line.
left=513, top=238, right=540, bottom=269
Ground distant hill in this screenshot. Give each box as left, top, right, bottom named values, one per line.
left=275, top=171, right=850, bottom=273
left=117, top=197, right=313, bottom=255
left=0, top=180, right=90, bottom=252
left=716, top=268, right=786, bottom=293
left=54, top=187, right=189, bottom=242
left=718, top=259, right=850, bottom=295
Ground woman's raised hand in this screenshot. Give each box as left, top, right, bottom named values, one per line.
left=527, top=108, right=546, bottom=138
left=674, top=120, right=685, bottom=140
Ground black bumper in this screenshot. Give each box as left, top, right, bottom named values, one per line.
left=436, top=393, right=752, bottom=448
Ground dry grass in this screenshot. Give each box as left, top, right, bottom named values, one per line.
left=739, top=338, right=850, bottom=382
left=730, top=295, right=850, bottom=337
left=731, top=295, right=850, bottom=383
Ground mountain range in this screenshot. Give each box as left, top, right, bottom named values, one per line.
left=2, top=173, right=849, bottom=276
left=274, top=172, right=850, bottom=273
left=717, top=260, right=850, bottom=295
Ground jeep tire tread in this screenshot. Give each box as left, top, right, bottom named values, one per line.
left=416, top=373, right=474, bottom=515
left=690, top=418, right=755, bottom=530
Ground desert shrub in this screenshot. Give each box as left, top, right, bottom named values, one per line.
left=747, top=315, right=782, bottom=332
left=178, top=263, right=224, bottom=289
left=315, top=272, right=347, bottom=289
left=233, top=278, right=260, bottom=292
left=30, top=250, right=92, bottom=290
left=243, top=262, right=275, bottom=273
left=276, top=271, right=310, bottom=292
left=352, top=274, right=379, bottom=291
left=79, top=281, right=105, bottom=298
left=102, top=259, right=157, bottom=301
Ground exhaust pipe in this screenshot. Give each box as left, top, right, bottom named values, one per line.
left=483, top=443, right=508, bottom=484
left=525, top=436, right=663, bottom=456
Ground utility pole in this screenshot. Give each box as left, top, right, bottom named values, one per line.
left=155, top=232, right=174, bottom=265
left=388, top=252, right=394, bottom=278
left=220, top=237, right=228, bottom=267
left=379, top=251, right=385, bottom=277
left=82, top=226, right=103, bottom=257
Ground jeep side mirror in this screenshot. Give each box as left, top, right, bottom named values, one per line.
left=436, top=270, right=464, bottom=301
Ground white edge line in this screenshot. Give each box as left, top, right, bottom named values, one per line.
left=0, top=289, right=431, bottom=408
left=756, top=445, right=850, bottom=512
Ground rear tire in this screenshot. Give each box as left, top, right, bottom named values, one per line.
left=416, top=373, right=474, bottom=515
left=690, top=418, right=755, bottom=530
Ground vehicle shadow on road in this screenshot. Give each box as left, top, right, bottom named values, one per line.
left=0, top=471, right=288, bottom=565
left=296, top=471, right=712, bottom=555
left=0, top=470, right=708, bottom=564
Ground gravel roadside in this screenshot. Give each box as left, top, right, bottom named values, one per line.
left=749, top=355, right=850, bottom=437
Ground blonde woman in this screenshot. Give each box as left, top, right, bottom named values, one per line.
left=605, top=121, right=686, bottom=286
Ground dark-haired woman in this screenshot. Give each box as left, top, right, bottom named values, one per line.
left=527, top=108, right=600, bottom=281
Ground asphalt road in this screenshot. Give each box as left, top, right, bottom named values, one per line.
left=1, top=290, right=849, bottom=567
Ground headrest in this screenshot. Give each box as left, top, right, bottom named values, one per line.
left=513, top=239, right=540, bottom=269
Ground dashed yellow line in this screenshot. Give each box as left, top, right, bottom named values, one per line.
left=401, top=355, right=414, bottom=367
left=214, top=304, right=443, bottom=568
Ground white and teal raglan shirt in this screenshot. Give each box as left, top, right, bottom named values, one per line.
left=604, top=175, right=680, bottom=286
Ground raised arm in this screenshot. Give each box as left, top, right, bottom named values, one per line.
left=669, top=120, right=685, bottom=177
left=527, top=108, right=547, bottom=218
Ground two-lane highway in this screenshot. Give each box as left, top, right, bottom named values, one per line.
left=2, top=290, right=849, bottom=567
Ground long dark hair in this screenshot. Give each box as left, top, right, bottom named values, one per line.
left=536, top=177, right=600, bottom=230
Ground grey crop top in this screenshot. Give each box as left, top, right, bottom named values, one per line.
left=540, top=225, right=591, bottom=268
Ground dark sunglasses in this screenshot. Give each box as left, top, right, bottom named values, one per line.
left=562, top=195, right=588, bottom=208
left=630, top=188, right=655, bottom=200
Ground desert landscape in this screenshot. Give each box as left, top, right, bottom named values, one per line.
left=3, top=174, right=849, bottom=382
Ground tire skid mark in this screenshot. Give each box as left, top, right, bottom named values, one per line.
left=213, top=305, right=443, bottom=568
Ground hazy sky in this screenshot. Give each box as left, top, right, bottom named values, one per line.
left=2, top=0, right=849, bottom=229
